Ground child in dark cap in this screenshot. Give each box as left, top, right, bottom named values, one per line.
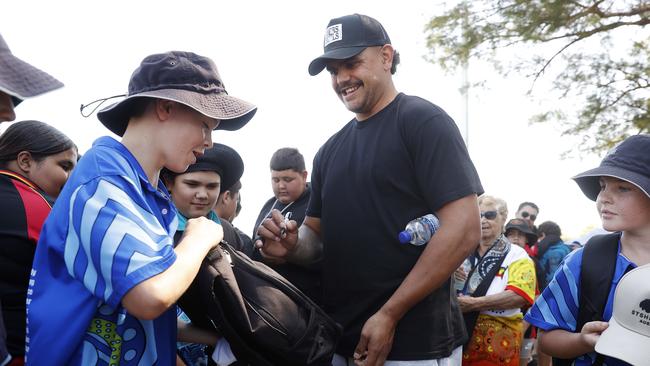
left=25, top=51, right=255, bottom=365
left=161, top=143, right=245, bottom=366
left=525, top=134, right=650, bottom=366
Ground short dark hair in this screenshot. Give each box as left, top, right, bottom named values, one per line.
left=538, top=221, right=561, bottom=237
left=235, top=192, right=242, bottom=216
left=390, top=50, right=400, bottom=74
left=159, top=168, right=178, bottom=187
left=270, top=148, right=305, bottom=172
left=0, top=120, right=76, bottom=167
left=518, top=201, right=539, bottom=213
left=225, top=180, right=242, bottom=195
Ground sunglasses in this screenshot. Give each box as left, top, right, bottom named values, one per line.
left=480, top=210, right=498, bottom=220
left=520, top=211, right=537, bottom=221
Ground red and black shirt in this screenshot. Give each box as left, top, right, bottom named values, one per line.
left=0, top=170, right=52, bottom=356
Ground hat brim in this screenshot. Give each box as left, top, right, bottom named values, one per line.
left=595, top=315, right=650, bottom=366
left=96, top=89, right=257, bottom=136
left=505, top=225, right=538, bottom=245
left=0, top=53, right=63, bottom=104
left=308, top=46, right=368, bottom=76
left=573, top=164, right=650, bottom=201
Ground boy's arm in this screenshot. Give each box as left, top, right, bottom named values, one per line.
left=122, top=216, right=222, bottom=319
left=177, top=319, right=219, bottom=345
left=539, top=321, right=609, bottom=358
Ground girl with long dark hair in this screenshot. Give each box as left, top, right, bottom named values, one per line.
left=0, top=120, right=77, bottom=365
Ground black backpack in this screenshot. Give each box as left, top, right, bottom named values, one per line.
left=554, top=232, right=622, bottom=366
left=178, top=238, right=342, bottom=366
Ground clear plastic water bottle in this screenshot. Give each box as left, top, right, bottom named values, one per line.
left=398, top=214, right=440, bottom=246
left=454, top=258, right=472, bottom=293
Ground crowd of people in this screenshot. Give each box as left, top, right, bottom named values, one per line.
left=1, top=11, right=649, bottom=366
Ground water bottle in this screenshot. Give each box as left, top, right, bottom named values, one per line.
left=454, top=258, right=472, bottom=293
left=398, top=214, right=440, bottom=246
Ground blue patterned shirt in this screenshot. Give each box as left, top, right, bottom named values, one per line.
left=26, top=137, right=179, bottom=365
left=524, top=244, right=635, bottom=366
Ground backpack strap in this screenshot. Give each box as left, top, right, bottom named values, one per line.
left=554, top=232, right=620, bottom=366
left=462, top=248, right=509, bottom=345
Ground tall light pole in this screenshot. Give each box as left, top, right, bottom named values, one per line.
left=460, top=0, right=470, bottom=149
left=461, top=60, right=469, bottom=149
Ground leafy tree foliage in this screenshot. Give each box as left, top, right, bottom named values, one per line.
left=425, top=1, right=650, bottom=154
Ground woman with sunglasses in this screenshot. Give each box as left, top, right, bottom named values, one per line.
left=456, top=195, right=537, bottom=365
left=0, top=120, right=77, bottom=365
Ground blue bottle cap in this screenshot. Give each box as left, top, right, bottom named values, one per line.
left=398, top=231, right=412, bottom=244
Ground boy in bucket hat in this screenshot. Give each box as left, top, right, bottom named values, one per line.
left=25, top=51, right=256, bottom=365
left=258, top=13, right=482, bottom=366
left=525, top=134, right=650, bottom=366
left=0, top=32, right=63, bottom=122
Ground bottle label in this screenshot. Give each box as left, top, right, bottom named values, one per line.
left=422, top=214, right=440, bottom=233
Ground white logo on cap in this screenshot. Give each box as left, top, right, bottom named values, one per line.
left=324, top=24, right=342, bottom=47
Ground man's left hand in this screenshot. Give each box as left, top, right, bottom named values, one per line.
left=353, top=310, right=397, bottom=366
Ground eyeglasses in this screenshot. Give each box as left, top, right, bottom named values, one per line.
left=520, top=211, right=537, bottom=221
left=480, top=210, right=498, bottom=220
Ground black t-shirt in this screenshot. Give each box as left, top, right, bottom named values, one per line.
left=307, top=93, right=483, bottom=360
left=251, top=185, right=322, bottom=305
left=0, top=171, right=53, bottom=356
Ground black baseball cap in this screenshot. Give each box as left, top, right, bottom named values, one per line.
left=573, top=134, right=650, bottom=201
left=162, top=143, right=244, bottom=194
left=308, top=14, right=391, bottom=76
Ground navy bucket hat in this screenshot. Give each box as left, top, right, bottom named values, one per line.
left=308, top=14, right=391, bottom=76
left=97, top=51, right=256, bottom=136
left=573, top=134, right=650, bottom=200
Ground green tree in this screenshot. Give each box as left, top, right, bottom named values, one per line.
left=425, top=0, right=650, bottom=154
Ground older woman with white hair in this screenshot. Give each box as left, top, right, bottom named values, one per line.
left=457, top=195, right=537, bottom=365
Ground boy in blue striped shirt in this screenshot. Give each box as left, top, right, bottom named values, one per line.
left=525, top=134, right=650, bottom=365
left=25, top=51, right=256, bottom=365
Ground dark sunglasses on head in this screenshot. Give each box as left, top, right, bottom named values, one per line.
left=521, top=211, right=537, bottom=221
left=480, top=210, right=498, bottom=220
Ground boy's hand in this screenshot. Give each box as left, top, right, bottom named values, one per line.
left=580, top=321, right=609, bottom=349
left=184, top=216, right=223, bottom=250
left=255, top=209, right=299, bottom=259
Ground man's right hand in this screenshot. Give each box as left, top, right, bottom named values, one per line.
left=255, top=209, right=299, bottom=260
left=184, top=216, right=223, bottom=251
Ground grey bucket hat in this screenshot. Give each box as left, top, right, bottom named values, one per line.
left=0, top=33, right=64, bottom=106
left=97, top=51, right=257, bottom=136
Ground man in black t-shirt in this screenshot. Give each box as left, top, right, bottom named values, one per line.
left=257, top=14, right=483, bottom=366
